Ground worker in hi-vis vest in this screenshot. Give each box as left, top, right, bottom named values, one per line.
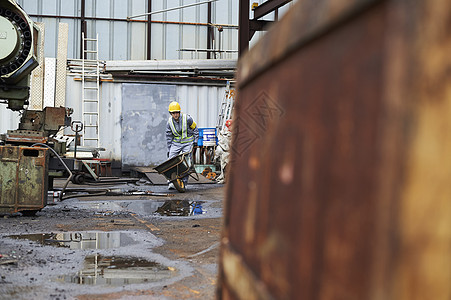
left=166, top=101, right=199, bottom=189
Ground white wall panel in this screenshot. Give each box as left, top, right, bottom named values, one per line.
left=112, top=22, right=128, bottom=60
left=20, top=0, right=39, bottom=14
left=151, top=24, right=165, bottom=59
left=43, top=57, right=56, bottom=107
left=42, top=0, right=58, bottom=15
left=114, top=1, right=128, bottom=19
left=0, top=106, right=21, bottom=134
left=96, top=0, right=111, bottom=18
left=60, top=0, right=77, bottom=16
left=96, top=21, right=110, bottom=59
left=130, top=22, right=146, bottom=60
left=42, top=17, right=57, bottom=58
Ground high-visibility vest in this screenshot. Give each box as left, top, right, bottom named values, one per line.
left=169, top=114, right=194, bottom=144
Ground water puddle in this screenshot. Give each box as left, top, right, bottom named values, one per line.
left=7, top=232, right=137, bottom=249
left=80, top=200, right=206, bottom=216
left=56, top=254, right=176, bottom=286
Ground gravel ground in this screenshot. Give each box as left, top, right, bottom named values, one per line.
left=0, top=179, right=224, bottom=300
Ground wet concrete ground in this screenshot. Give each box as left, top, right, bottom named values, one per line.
left=0, top=178, right=224, bottom=299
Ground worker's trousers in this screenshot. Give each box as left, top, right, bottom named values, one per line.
left=169, top=142, right=193, bottom=184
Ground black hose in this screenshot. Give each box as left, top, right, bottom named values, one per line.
left=61, top=191, right=107, bottom=200
left=31, top=143, right=73, bottom=201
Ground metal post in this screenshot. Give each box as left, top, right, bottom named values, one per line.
left=80, top=0, right=86, bottom=59
left=239, top=0, right=250, bottom=56
left=147, top=0, right=152, bottom=60
left=207, top=2, right=212, bottom=59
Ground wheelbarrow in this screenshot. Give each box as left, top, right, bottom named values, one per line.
left=154, top=149, right=199, bottom=193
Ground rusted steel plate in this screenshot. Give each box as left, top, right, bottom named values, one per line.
left=6, top=131, right=48, bottom=144
left=220, top=0, right=451, bottom=299
left=239, top=0, right=381, bottom=87
left=0, top=146, right=49, bottom=214
left=43, top=106, right=67, bottom=132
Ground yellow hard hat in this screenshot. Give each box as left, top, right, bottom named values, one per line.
left=168, top=101, right=181, bottom=112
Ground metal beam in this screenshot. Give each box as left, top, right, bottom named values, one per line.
left=239, top=0, right=250, bottom=56
left=128, top=0, right=218, bottom=20
left=207, top=2, right=213, bottom=59
left=80, top=0, right=86, bottom=59
left=147, top=0, right=151, bottom=60
left=249, top=20, right=273, bottom=39
left=253, top=0, right=292, bottom=20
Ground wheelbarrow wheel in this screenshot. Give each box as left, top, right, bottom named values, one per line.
left=171, top=173, right=186, bottom=193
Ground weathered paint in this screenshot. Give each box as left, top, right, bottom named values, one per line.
left=121, top=83, right=176, bottom=169
left=0, top=146, right=49, bottom=214
left=220, top=0, right=451, bottom=299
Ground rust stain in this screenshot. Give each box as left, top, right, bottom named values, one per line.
left=221, top=0, right=451, bottom=299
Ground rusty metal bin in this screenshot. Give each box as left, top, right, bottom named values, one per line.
left=0, top=146, right=49, bottom=215
left=219, top=0, right=451, bottom=299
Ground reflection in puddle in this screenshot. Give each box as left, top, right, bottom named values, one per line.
left=83, top=200, right=207, bottom=217
left=56, top=255, right=176, bottom=286
left=155, top=201, right=205, bottom=216
left=7, top=232, right=136, bottom=249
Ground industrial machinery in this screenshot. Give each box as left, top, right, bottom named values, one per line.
left=0, top=0, right=39, bottom=110
left=0, top=0, right=77, bottom=215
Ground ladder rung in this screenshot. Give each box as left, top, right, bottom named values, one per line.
left=81, top=34, right=100, bottom=148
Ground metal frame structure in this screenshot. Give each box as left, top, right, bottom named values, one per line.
left=25, top=0, right=292, bottom=59
left=28, top=0, right=235, bottom=60
left=239, top=0, right=293, bottom=56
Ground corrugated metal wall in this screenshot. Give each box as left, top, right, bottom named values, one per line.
left=1, top=0, right=295, bottom=167
left=63, top=77, right=226, bottom=167
left=16, top=0, right=242, bottom=60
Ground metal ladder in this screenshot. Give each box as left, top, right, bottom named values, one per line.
left=81, top=32, right=100, bottom=148
left=216, top=81, right=235, bottom=132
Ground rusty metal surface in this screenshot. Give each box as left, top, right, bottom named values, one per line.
left=0, top=146, right=49, bottom=214
left=15, top=107, right=67, bottom=132
left=6, top=129, right=47, bottom=144
left=220, top=0, right=451, bottom=299
left=43, top=106, right=68, bottom=132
